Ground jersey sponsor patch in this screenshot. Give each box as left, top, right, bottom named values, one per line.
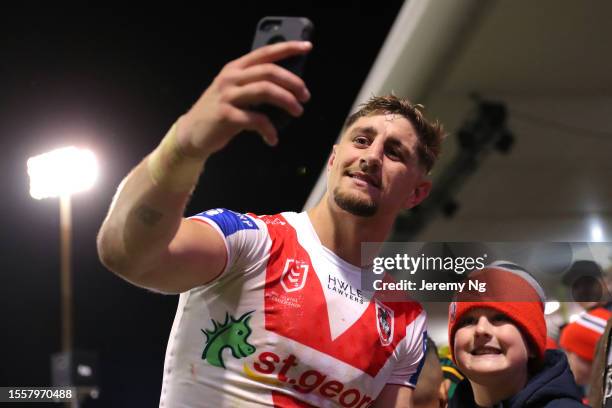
left=244, top=350, right=375, bottom=407
left=326, top=275, right=365, bottom=304
left=196, top=208, right=258, bottom=237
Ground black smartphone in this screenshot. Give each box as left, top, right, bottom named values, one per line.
left=251, top=16, right=314, bottom=130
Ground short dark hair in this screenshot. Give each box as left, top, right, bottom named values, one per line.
left=344, top=95, right=445, bottom=173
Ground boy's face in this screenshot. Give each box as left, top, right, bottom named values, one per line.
left=454, top=308, right=533, bottom=382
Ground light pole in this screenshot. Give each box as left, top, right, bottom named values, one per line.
left=27, top=146, right=98, bottom=407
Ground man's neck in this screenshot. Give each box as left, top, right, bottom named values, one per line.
left=307, top=194, right=395, bottom=266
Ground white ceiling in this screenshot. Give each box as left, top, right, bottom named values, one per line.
left=343, top=0, right=612, bottom=345
left=409, top=0, right=612, bottom=242
left=413, top=0, right=612, bottom=344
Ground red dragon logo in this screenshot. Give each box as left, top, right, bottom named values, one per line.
left=375, top=301, right=394, bottom=346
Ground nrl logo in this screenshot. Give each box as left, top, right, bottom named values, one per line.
left=201, top=311, right=256, bottom=368
left=281, top=258, right=309, bottom=293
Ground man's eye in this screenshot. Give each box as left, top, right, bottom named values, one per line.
left=354, top=136, right=369, bottom=145
left=385, top=148, right=402, bottom=160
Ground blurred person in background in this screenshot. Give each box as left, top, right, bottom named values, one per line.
left=413, top=336, right=448, bottom=408
left=437, top=345, right=464, bottom=401
left=589, top=314, right=612, bottom=408
left=560, top=307, right=611, bottom=386
left=564, top=260, right=612, bottom=312
left=560, top=305, right=612, bottom=405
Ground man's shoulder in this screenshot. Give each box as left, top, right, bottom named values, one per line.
left=252, top=211, right=297, bottom=225
left=189, top=208, right=263, bottom=238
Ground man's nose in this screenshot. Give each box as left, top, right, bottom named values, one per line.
left=359, top=143, right=383, bottom=172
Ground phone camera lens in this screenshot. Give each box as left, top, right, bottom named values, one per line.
left=261, top=21, right=281, bottom=32
left=267, top=35, right=286, bottom=45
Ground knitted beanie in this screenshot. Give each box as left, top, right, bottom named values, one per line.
left=559, top=307, right=612, bottom=361
left=448, top=261, right=547, bottom=363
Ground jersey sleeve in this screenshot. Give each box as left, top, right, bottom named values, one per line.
left=188, top=208, right=270, bottom=281
left=386, top=309, right=428, bottom=388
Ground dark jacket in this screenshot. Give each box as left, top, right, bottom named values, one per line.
left=449, top=350, right=586, bottom=407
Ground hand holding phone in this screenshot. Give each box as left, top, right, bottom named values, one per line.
left=250, top=17, right=314, bottom=130
left=179, top=40, right=311, bottom=157
left=178, top=18, right=312, bottom=158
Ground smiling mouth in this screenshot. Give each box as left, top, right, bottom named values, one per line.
left=471, top=346, right=502, bottom=356
left=347, top=171, right=381, bottom=188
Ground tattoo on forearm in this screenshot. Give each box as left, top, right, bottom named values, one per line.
left=135, top=205, right=163, bottom=226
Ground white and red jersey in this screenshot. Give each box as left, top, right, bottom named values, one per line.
left=159, top=209, right=427, bottom=408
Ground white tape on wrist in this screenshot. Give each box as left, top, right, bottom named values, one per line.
left=147, top=121, right=205, bottom=193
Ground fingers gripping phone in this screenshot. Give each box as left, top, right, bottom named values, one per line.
left=251, top=16, right=314, bottom=130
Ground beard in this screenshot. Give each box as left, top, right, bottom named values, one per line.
left=333, top=186, right=378, bottom=217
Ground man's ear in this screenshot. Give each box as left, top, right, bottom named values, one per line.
left=404, top=179, right=432, bottom=209
left=327, top=145, right=337, bottom=171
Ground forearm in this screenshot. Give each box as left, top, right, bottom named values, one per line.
left=97, top=119, right=206, bottom=280
left=97, top=41, right=311, bottom=284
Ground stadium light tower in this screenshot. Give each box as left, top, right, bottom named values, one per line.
left=27, top=147, right=98, bottom=407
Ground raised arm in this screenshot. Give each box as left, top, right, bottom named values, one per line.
left=97, top=41, right=312, bottom=294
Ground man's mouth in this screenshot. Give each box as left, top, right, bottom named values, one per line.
left=347, top=171, right=381, bottom=188
left=471, top=346, right=502, bottom=356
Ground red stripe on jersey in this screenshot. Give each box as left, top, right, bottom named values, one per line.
left=260, top=214, right=422, bottom=377
left=272, top=391, right=318, bottom=408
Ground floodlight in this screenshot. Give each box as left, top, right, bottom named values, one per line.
left=27, top=147, right=98, bottom=200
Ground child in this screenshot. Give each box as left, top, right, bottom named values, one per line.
left=560, top=306, right=611, bottom=394
left=447, top=261, right=586, bottom=407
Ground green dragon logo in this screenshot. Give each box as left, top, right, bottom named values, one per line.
left=201, top=311, right=256, bottom=368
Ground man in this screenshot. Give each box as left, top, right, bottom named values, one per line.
left=564, top=260, right=612, bottom=311
left=97, top=41, right=444, bottom=407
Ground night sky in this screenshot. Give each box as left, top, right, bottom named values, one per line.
left=1, top=4, right=405, bottom=406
